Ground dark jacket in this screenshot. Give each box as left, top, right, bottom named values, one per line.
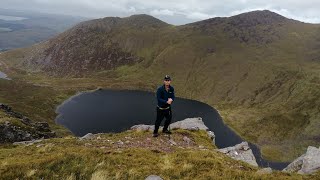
left=156, top=85, right=175, bottom=108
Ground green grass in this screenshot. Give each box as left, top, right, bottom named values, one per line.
left=1, top=129, right=318, bottom=179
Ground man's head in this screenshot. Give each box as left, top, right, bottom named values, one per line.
left=164, top=75, right=171, bottom=86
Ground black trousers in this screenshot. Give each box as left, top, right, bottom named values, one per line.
left=153, top=107, right=172, bottom=134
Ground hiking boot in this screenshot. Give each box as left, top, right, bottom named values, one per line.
left=162, top=129, right=172, bottom=134
left=153, top=133, right=159, bottom=137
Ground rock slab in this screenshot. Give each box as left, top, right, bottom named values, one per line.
left=145, top=175, right=163, bottom=180
left=217, top=142, right=258, bottom=167
left=131, top=117, right=208, bottom=131
left=283, top=146, right=320, bottom=174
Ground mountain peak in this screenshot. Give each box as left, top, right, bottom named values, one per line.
left=73, top=14, right=169, bottom=32
left=127, top=14, right=156, bottom=19
left=185, top=10, right=289, bottom=28
left=123, top=14, right=169, bottom=28
left=236, top=10, right=283, bottom=16
left=229, top=10, right=289, bottom=24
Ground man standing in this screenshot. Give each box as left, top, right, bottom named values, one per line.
left=153, top=75, right=175, bottom=137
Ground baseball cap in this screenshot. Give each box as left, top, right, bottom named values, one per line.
left=164, top=75, right=171, bottom=81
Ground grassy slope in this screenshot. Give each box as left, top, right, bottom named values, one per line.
left=0, top=11, right=320, bottom=163
left=107, top=19, right=320, bottom=161
left=0, top=78, right=75, bottom=136
left=1, top=129, right=318, bottom=179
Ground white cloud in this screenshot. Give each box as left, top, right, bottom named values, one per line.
left=150, top=9, right=174, bottom=16
left=272, top=8, right=320, bottom=23
left=185, top=12, right=216, bottom=20
left=1, top=0, right=320, bottom=25
left=128, top=7, right=137, bottom=13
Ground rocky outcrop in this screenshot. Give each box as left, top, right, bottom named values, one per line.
left=283, top=146, right=320, bottom=174
left=0, top=103, right=56, bottom=143
left=131, top=117, right=209, bottom=131
left=207, top=130, right=215, bottom=145
left=79, top=133, right=95, bottom=140
left=1, top=103, right=23, bottom=118
left=217, top=142, right=258, bottom=167
left=131, top=124, right=155, bottom=131
left=0, top=121, right=56, bottom=143
left=170, top=117, right=209, bottom=131
left=130, top=117, right=215, bottom=145
left=0, top=121, right=32, bottom=143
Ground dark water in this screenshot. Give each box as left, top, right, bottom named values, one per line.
left=55, top=89, right=289, bottom=170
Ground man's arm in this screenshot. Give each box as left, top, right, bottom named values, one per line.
left=171, top=87, right=175, bottom=101
left=167, top=87, right=175, bottom=104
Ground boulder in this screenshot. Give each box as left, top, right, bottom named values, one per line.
left=217, top=142, right=258, bottom=167
left=145, top=175, right=163, bottom=180
left=170, top=117, right=209, bottom=131
left=283, top=146, right=320, bottom=174
left=131, top=125, right=155, bottom=131
left=207, top=131, right=215, bottom=145
left=80, top=133, right=95, bottom=140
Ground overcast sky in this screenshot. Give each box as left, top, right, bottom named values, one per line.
left=2, top=0, right=320, bottom=25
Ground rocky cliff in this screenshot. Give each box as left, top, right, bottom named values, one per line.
left=0, top=103, right=56, bottom=143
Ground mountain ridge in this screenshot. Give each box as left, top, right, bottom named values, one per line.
left=5, top=9, right=317, bottom=76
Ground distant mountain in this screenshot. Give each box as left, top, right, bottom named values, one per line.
left=0, top=8, right=87, bottom=51
left=3, top=14, right=170, bottom=75
left=1, top=10, right=320, bottom=162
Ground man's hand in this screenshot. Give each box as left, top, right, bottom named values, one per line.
left=167, top=98, right=173, bottom=104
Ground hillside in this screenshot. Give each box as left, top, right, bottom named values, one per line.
left=1, top=14, right=171, bottom=76
left=0, top=9, right=320, bottom=164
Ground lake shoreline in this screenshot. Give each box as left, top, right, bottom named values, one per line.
left=55, top=88, right=290, bottom=170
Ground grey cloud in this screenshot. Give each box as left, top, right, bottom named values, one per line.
left=1, top=0, right=320, bottom=25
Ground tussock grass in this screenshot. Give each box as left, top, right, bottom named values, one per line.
left=1, top=130, right=317, bottom=179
